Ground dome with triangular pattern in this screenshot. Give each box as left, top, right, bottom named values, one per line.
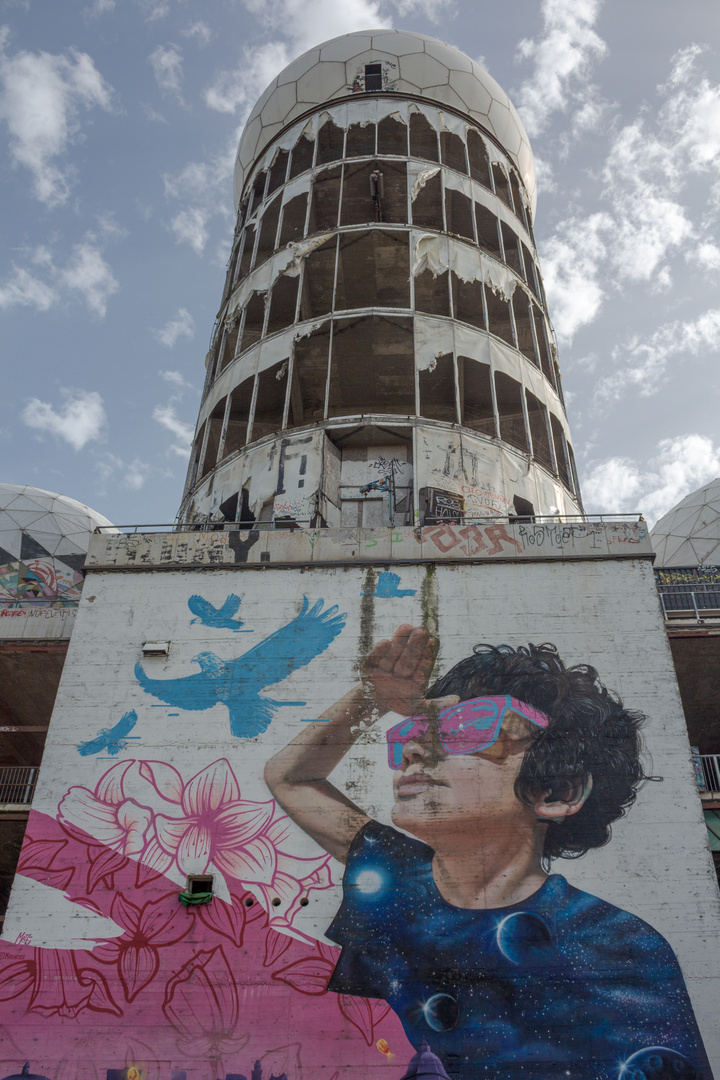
left=650, top=478, right=720, bottom=567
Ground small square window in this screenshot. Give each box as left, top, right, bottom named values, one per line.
left=365, top=63, right=382, bottom=92
left=187, top=875, right=214, bottom=895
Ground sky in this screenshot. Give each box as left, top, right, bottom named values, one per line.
left=1, top=0, right=719, bottom=528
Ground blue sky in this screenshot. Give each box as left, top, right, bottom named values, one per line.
left=1, top=0, right=719, bottom=527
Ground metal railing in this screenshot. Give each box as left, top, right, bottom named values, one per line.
left=95, top=513, right=646, bottom=536
left=657, top=583, right=720, bottom=621
left=0, top=766, right=38, bottom=805
left=700, top=755, right=720, bottom=793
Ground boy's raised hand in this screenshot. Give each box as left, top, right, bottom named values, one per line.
left=362, top=624, right=439, bottom=716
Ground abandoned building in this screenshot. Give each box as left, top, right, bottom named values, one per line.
left=0, top=29, right=719, bottom=1080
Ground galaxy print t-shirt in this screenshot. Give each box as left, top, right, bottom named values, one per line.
left=326, top=821, right=711, bottom=1080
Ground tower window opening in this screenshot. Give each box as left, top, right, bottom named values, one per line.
left=299, top=236, right=337, bottom=320
left=500, top=222, right=524, bottom=278
left=419, top=353, right=457, bottom=423
left=494, top=371, right=528, bottom=452
left=510, top=495, right=535, bottom=522
left=346, top=121, right=376, bottom=157
left=445, top=189, right=475, bottom=241
left=328, top=315, right=414, bottom=417
left=377, top=115, right=408, bottom=156
left=485, top=287, right=515, bottom=348
left=522, top=243, right=540, bottom=297
left=267, top=149, right=289, bottom=197
left=467, top=129, right=490, bottom=188
left=451, top=273, right=485, bottom=331
left=250, top=171, right=267, bottom=216
left=256, top=195, right=282, bottom=263
left=252, top=359, right=289, bottom=441
left=218, top=320, right=240, bottom=375
left=550, top=413, right=571, bottom=488
left=240, top=292, right=266, bottom=354
left=278, top=193, right=308, bottom=247
left=309, top=165, right=341, bottom=233
left=317, top=119, right=345, bottom=165
left=525, top=390, right=554, bottom=471
left=509, top=170, right=527, bottom=227
left=236, top=225, right=256, bottom=284
left=532, top=305, right=555, bottom=386
left=201, top=399, right=226, bottom=478
left=411, top=169, right=443, bottom=231
left=191, top=421, right=206, bottom=485
left=409, top=112, right=439, bottom=163
left=292, top=321, right=331, bottom=425
left=336, top=230, right=410, bottom=310
left=364, top=63, right=382, bottom=92
left=415, top=268, right=451, bottom=317
left=440, top=131, right=468, bottom=175
left=267, top=273, right=299, bottom=335
left=289, top=133, right=315, bottom=180
left=513, top=293, right=538, bottom=365
left=475, top=203, right=502, bottom=259
left=491, top=163, right=512, bottom=208
left=342, top=159, right=407, bottom=226
left=458, top=357, right=495, bottom=436
left=567, top=441, right=580, bottom=497
left=222, top=379, right=254, bottom=459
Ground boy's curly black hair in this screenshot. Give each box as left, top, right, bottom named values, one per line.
left=427, top=643, right=652, bottom=862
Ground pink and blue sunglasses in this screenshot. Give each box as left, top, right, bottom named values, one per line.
left=386, top=695, right=550, bottom=769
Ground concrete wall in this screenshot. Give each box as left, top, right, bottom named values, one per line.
left=0, top=549, right=717, bottom=1080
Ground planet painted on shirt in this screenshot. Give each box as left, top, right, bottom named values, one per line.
left=496, top=912, right=553, bottom=964
left=422, top=993, right=460, bottom=1031
left=619, top=1047, right=699, bottom=1080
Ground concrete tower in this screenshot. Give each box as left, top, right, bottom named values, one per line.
left=180, top=30, right=582, bottom=529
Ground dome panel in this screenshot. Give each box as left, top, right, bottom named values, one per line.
left=259, top=81, right=298, bottom=128
left=276, top=49, right=321, bottom=87
left=320, top=34, right=373, bottom=62
left=370, top=31, right=428, bottom=56
left=422, top=38, right=474, bottom=74
left=297, top=62, right=348, bottom=106
left=650, top=476, right=720, bottom=565
left=398, top=53, right=451, bottom=88
left=449, top=70, right=492, bottom=115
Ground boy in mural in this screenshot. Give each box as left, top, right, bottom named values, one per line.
left=265, top=625, right=711, bottom=1080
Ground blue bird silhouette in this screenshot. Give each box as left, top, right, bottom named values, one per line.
left=77, top=710, right=139, bottom=756
left=369, top=571, right=416, bottom=598
left=188, top=593, right=251, bottom=631
left=135, top=596, right=346, bottom=738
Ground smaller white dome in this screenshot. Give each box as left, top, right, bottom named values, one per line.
left=0, top=484, right=116, bottom=607
left=650, top=477, right=720, bottom=566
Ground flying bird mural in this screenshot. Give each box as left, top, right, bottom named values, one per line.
left=188, top=593, right=251, bottom=631
left=367, top=571, right=416, bottom=598
left=77, top=710, right=139, bottom=756
left=135, top=596, right=346, bottom=737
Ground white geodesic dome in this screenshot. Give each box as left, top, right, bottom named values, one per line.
left=650, top=478, right=720, bottom=566
left=234, top=29, right=536, bottom=213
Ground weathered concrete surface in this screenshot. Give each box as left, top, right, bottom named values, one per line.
left=86, top=519, right=652, bottom=569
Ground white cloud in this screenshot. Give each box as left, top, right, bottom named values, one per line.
left=159, top=369, right=193, bottom=389
left=149, top=44, right=184, bottom=102
left=86, top=0, right=115, bottom=13
left=595, top=308, right=720, bottom=401
left=0, top=265, right=57, bottom=311
left=583, top=434, right=720, bottom=526
left=59, top=242, right=119, bottom=317
left=96, top=453, right=157, bottom=493
left=153, top=403, right=194, bottom=457
left=693, top=242, right=720, bottom=271
left=514, top=0, right=607, bottom=137
left=540, top=213, right=610, bottom=343
left=171, top=207, right=209, bottom=253
left=0, top=37, right=113, bottom=206
left=22, top=389, right=106, bottom=450
left=182, top=21, right=212, bottom=45
left=154, top=308, right=195, bottom=347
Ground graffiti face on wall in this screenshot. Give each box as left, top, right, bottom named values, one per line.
left=0, top=569, right=714, bottom=1080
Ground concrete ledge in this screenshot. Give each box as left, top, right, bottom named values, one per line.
left=86, top=520, right=652, bottom=570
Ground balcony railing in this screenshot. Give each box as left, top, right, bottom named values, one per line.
left=697, top=755, right=720, bottom=794
left=657, top=583, right=720, bottom=621
left=0, top=766, right=38, bottom=805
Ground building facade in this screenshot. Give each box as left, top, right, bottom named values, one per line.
left=0, top=32, right=718, bottom=1080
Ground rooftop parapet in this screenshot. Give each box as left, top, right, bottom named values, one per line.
left=87, top=516, right=651, bottom=570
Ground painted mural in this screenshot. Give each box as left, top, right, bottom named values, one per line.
left=0, top=565, right=714, bottom=1080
